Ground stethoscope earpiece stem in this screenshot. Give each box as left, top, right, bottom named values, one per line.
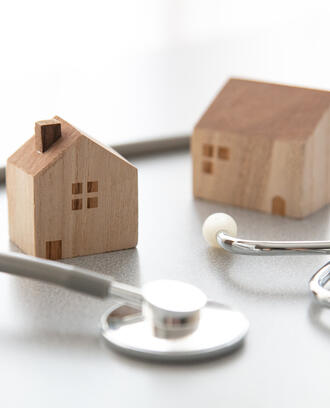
left=309, top=262, right=330, bottom=307
left=203, top=212, right=330, bottom=308
left=218, top=232, right=330, bottom=255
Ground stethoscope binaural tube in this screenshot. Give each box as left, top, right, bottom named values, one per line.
left=309, top=262, right=330, bottom=307
left=0, top=250, right=249, bottom=362
left=218, top=232, right=330, bottom=255
left=202, top=213, right=330, bottom=307
left=202, top=213, right=330, bottom=255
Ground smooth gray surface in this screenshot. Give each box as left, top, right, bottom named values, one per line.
left=0, top=150, right=329, bottom=407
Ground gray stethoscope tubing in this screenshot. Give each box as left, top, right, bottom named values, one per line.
left=0, top=135, right=191, bottom=183
left=0, top=251, right=249, bottom=362
left=0, top=251, right=143, bottom=305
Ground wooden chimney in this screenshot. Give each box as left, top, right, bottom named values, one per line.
left=35, top=119, right=62, bottom=152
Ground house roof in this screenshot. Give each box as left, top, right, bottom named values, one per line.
left=7, top=116, right=133, bottom=176
left=195, top=78, right=330, bottom=140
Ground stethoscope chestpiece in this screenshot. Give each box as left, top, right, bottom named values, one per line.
left=0, top=251, right=249, bottom=362
left=101, top=279, right=249, bottom=362
left=142, top=280, right=207, bottom=338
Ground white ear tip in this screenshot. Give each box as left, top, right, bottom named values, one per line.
left=202, top=213, right=237, bottom=248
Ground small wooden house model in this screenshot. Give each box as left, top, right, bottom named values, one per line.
left=7, top=117, right=138, bottom=259
left=192, top=78, right=330, bottom=218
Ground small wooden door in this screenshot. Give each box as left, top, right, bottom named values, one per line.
left=272, top=196, right=286, bottom=216
left=46, top=240, right=62, bottom=260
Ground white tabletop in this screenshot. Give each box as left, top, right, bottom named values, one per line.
left=0, top=149, right=329, bottom=407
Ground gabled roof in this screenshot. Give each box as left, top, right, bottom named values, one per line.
left=195, top=78, right=330, bottom=141
left=7, top=116, right=133, bottom=176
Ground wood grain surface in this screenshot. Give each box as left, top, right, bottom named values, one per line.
left=192, top=78, right=330, bottom=218
left=7, top=116, right=138, bottom=258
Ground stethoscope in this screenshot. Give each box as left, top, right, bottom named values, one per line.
left=0, top=212, right=329, bottom=363
left=202, top=213, right=330, bottom=307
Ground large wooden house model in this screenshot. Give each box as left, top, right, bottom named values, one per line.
left=7, top=117, right=138, bottom=259
left=192, top=78, right=330, bottom=218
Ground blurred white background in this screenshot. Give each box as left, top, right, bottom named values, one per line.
left=1, top=0, right=330, bottom=164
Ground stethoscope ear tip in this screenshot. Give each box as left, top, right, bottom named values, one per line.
left=202, top=213, right=237, bottom=248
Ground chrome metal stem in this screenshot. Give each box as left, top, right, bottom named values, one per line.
left=309, top=262, right=330, bottom=307
left=217, top=232, right=330, bottom=255
left=110, top=281, right=143, bottom=307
